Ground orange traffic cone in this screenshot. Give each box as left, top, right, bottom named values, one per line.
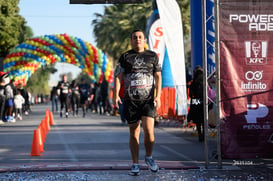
left=43, top=116, right=50, bottom=132
left=30, top=129, right=42, bottom=156
left=49, top=111, right=54, bottom=126
left=37, top=127, right=44, bottom=152
left=39, top=124, right=46, bottom=143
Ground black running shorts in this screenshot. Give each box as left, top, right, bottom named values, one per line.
left=124, top=99, right=156, bottom=124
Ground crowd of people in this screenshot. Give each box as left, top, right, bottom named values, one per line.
left=50, top=75, right=113, bottom=118
left=0, top=72, right=31, bottom=124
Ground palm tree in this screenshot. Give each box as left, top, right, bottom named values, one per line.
left=92, top=0, right=190, bottom=64
left=92, top=2, right=152, bottom=63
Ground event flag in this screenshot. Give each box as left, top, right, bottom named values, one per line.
left=146, top=0, right=187, bottom=115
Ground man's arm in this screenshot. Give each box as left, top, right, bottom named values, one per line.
left=113, top=73, right=123, bottom=108
left=154, top=71, right=162, bottom=110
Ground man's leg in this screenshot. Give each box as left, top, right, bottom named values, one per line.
left=129, top=121, right=141, bottom=164
left=142, top=116, right=159, bottom=172
left=142, top=116, right=155, bottom=157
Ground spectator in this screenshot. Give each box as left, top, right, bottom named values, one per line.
left=188, top=66, right=205, bottom=142
left=14, top=90, right=25, bottom=120
left=0, top=72, right=6, bottom=124
left=2, top=73, right=15, bottom=122
left=95, top=83, right=102, bottom=114
left=88, top=82, right=96, bottom=113
left=17, top=83, right=30, bottom=115
left=100, top=77, right=110, bottom=115
left=50, top=86, right=59, bottom=114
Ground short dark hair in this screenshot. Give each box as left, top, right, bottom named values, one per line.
left=130, top=29, right=145, bottom=39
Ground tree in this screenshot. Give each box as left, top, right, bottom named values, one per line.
left=0, top=0, right=56, bottom=94
left=25, top=65, right=55, bottom=95
left=92, top=0, right=190, bottom=64
left=0, top=0, right=33, bottom=58
left=92, top=2, right=152, bottom=62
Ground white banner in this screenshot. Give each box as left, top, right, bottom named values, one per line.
left=156, top=0, right=187, bottom=115
left=148, top=19, right=166, bottom=68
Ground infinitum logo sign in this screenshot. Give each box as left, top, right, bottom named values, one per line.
left=245, top=41, right=267, bottom=65
left=241, top=70, right=267, bottom=91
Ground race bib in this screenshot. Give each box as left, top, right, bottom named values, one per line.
left=62, top=89, right=68, bottom=94
left=131, top=79, right=147, bottom=87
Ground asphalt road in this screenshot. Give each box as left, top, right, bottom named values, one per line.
left=0, top=103, right=272, bottom=180
left=0, top=103, right=208, bottom=167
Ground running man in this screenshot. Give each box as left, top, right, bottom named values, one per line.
left=79, top=78, right=90, bottom=117
left=113, top=29, right=162, bottom=176
left=57, top=74, right=70, bottom=118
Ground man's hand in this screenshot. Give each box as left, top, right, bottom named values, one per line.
left=154, top=96, right=161, bottom=110
left=113, top=95, right=122, bottom=109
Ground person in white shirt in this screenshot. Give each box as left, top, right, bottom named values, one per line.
left=14, top=90, right=25, bottom=121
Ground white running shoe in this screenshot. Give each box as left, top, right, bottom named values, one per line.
left=129, top=164, right=140, bottom=176
left=145, top=156, right=159, bottom=173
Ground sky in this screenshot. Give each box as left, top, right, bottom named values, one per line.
left=18, top=0, right=106, bottom=86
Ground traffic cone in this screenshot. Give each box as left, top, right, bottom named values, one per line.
left=30, top=129, right=42, bottom=156
left=45, top=110, right=51, bottom=129
left=49, top=111, right=54, bottom=126
left=37, top=127, right=44, bottom=152
left=39, top=124, right=46, bottom=143
left=43, top=116, right=50, bottom=132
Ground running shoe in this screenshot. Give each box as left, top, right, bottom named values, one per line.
left=65, top=112, right=68, bottom=118
left=60, top=112, right=63, bottom=118
left=7, top=116, right=16, bottom=123
left=145, top=156, right=159, bottom=173
left=129, top=164, right=140, bottom=176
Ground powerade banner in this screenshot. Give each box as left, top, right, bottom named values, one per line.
left=219, top=0, right=273, bottom=158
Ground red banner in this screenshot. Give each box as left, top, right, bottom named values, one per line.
left=219, top=0, right=273, bottom=158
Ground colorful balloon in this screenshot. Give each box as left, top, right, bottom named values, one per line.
left=3, top=34, right=113, bottom=86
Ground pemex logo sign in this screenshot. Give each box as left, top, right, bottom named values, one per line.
left=245, top=41, right=267, bottom=65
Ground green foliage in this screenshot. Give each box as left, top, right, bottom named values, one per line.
left=92, top=3, right=152, bottom=61
left=26, top=65, right=57, bottom=95
left=0, top=0, right=33, bottom=57
left=92, top=0, right=190, bottom=64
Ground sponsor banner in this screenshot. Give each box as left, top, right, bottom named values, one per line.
left=145, top=2, right=175, bottom=88
left=190, top=0, right=215, bottom=75
left=206, top=0, right=216, bottom=76
left=156, top=0, right=187, bottom=115
left=219, top=0, right=273, bottom=158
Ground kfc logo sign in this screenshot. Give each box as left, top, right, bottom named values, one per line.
left=245, top=41, right=267, bottom=65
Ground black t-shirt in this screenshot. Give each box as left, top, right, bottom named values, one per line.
left=57, top=81, right=70, bottom=95
left=70, top=84, right=80, bottom=96
left=79, top=83, right=90, bottom=97
left=118, top=49, right=161, bottom=101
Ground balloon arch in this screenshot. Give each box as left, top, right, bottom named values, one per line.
left=3, top=33, right=113, bottom=85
